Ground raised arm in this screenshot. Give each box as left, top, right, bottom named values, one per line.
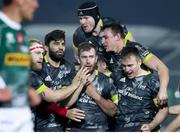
left=62, top=67, right=90, bottom=108
left=36, top=67, right=89, bottom=103
left=144, top=54, right=169, bottom=105
left=85, top=83, right=117, bottom=117
left=141, top=104, right=168, bottom=132
left=169, top=105, right=180, bottom=114
left=164, top=113, right=180, bottom=131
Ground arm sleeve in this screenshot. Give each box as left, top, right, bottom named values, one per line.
left=31, top=72, right=46, bottom=94
left=148, top=75, right=160, bottom=98
left=102, top=77, right=118, bottom=104
left=46, top=103, right=68, bottom=117
left=133, top=42, right=154, bottom=64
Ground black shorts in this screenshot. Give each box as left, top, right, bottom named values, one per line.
left=68, top=127, right=107, bottom=132
left=35, top=126, right=64, bottom=132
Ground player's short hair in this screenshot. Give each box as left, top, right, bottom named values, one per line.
left=121, top=46, right=142, bottom=60
left=45, top=29, right=65, bottom=46
left=3, top=0, right=13, bottom=6
left=29, top=39, right=44, bottom=52
left=78, top=41, right=97, bottom=57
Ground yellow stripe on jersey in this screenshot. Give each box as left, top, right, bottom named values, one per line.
left=104, top=71, right=112, bottom=77
left=44, top=55, right=48, bottom=63
left=72, top=43, right=78, bottom=50
left=145, top=71, right=151, bottom=75
left=95, top=69, right=99, bottom=75
left=35, top=84, right=47, bottom=94
left=153, top=98, right=158, bottom=105
left=123, top=32, right=133, bottom=46
left=99, top=19, right=103, bottom=27
left=112, top=94, right=118, bottom=104
left=143, top=53, right=154, bottom=64
left=4, top=53, right=30, bottom=66
left=61, top=86, right=67, bottom=89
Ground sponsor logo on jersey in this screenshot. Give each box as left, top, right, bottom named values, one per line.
left=110, top=58, right=113, bottom=64
left=5, top=32, right=15, bottom=49
left=16, top=32, right=24, bottom=44
left=4, top=53, right=30, bottom=66
left=45, top=75, right=52, bottom=82
left=119, top=77, right=126, bottom=82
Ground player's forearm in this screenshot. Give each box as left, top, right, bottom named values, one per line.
left=42, top=83, right=80, bottom=103
left=92, top=93, right=117, bottom=117
left=0, top=89, right=12, bottom=102
left=145, top=56, right=169, bottom=96
left=169, top=105, right=180, bottom=114
left=64, top=84, right=84, bottom=108
left=55, top=83, right=81, bottom=102
left=28, top=88, right=41, bottom=106
left=149, top=106, right=168, bottom=130
left=158, top=64, right=169, bottom=94
left=47, top=103, right=67, bottom=117
left=164, top=114, right=180, bottom=132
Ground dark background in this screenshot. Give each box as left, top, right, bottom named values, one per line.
left=31, top=0, right=180, bottom=31
left=1, top=0, right=180, bottom=130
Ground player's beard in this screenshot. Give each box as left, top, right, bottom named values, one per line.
left=32, top=62, right=42, bottom=71
left=49, top=48, right=64, bottom=62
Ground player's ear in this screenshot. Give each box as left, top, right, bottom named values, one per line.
left=95, top=55, right=98, bottom=63
left=138, top=58, right=142, bottom=66
left=115, top=33, right=121, bottom=40
left=77, top=57, right=80, bottom=64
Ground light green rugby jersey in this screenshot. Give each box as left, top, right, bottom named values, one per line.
left=0, top=12, right=30, bottom=107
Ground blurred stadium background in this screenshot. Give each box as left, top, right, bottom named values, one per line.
left=1, top=0, right=179, bottom=131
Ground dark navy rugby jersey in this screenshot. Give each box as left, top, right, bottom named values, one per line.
left=115, top=73, right=159, bottom=131
left=69, top=70, right=118, bottom=131
left=31, top=57, right=75, bottom=130
left=73, top=26, right=92, bottom=48
left=103, top=41, right=153, bottom=82
left=74, top=26, right=154, bottom=84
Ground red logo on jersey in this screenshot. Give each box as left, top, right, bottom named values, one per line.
left=16, top=33, right=24, bottom=44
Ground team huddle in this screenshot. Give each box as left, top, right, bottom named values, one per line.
left=0, top=0, right=180, bottom=132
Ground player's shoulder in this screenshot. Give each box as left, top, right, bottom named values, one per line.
left=64, top=59, right=75, bottom=68
left=126, top=41, right=142, bottom=47
left=61, top=59, right=75, bottom=73
left=98, top=71, right=114, bottom=84
left=73, top=26, right=84, bottom=37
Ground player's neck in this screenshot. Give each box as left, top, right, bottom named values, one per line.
left=3, top=6, right=22, bottom=23
left=92, top=20, right=101, bottom=36
left=136, top=68, right=149, bottom=77
left=47, top=55, right=61, bottom=68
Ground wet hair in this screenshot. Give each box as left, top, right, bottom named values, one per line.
left=102, top=22, right=127, bottom=38
left=29, top=39, right=43, bottom=48
left=78, top=41, right=97, bottom=57
left=44, top=29, right=65, bottom=46
left=121, top=46, right=142, bottom=61
left=3, top=0, right=12, bottom=6
left=29, top=39, right=45, bottom=54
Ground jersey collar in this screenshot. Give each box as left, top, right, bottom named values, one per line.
left=0, top=11, right=21, bottom=30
